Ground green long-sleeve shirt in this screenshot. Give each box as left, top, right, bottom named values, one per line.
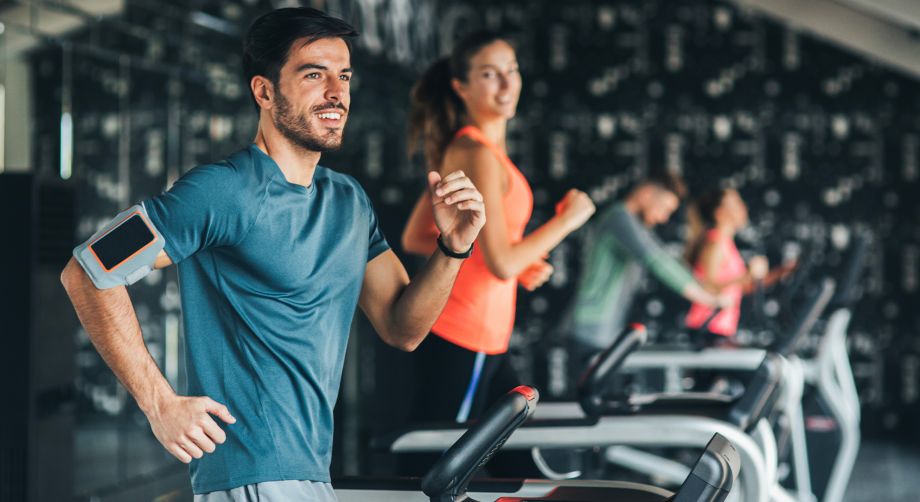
left=571, top=203, right=697, bottom=348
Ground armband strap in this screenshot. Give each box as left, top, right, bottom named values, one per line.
left=73, top=204, right=166, bottom=289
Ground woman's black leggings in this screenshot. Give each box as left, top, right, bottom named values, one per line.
left=409, top=332, right=521, bottom=424
left=401, top=332, right=538, bottom=477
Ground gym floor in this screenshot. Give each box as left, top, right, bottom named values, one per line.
left=844, top=441, right=920, bottom=501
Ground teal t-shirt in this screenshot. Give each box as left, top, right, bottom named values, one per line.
left=143, top=145, right=389, bottom=493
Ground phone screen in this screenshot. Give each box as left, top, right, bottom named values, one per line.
left=90, top=214, right=155, bottom=270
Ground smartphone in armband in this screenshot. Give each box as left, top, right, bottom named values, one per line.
left=73, top=204, right=166, bottom=289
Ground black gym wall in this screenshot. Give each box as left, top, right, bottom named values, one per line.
left=21, top=0, right=920, bottom=495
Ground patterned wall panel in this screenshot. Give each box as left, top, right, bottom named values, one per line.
left=27, top=0, right=920, bottom=488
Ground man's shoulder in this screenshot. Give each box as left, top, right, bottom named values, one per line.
left=164, top=147, right=268, bottom=210
left=185, top=146, right=256, bottom=178
left=187, top=146, right=269, bottom=185
left=593, top=201, right=633, bottom=227
left=607, top=201, right=629, bottom=216
left=590, top=202, right=652, bottom=254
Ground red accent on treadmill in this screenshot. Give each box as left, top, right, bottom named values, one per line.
left=512, top=385, right=537, bottom=402
left=629, top=323, right=647, bottom=333
left=805, top=416, right=839, bottom=432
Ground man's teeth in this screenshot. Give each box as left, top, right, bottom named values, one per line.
left=317, top=112, right=342, bottom=119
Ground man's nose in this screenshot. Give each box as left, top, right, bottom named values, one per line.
left=325, top=79, right=346, bottom=103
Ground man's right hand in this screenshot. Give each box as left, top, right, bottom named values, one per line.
left=146, top=394, right=236, bottom=463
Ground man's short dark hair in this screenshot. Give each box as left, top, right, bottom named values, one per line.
left=641, top=171, right=687, bottom=200
left=243, top=7, right=358, bottom=111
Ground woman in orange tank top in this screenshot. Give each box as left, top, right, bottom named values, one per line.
left=401, top=31, right=595, bottom=434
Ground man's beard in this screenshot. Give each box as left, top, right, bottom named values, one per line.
left=273, top=88, right=345, bottom=153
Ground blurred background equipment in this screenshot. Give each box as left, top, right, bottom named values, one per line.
left=3, top=0, right=920, bottom=501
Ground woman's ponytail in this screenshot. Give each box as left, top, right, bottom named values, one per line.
left=407, top=57, right=464, bottom=170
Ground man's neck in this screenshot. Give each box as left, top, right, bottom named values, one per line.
left=253, top=126, right=321, bottom=188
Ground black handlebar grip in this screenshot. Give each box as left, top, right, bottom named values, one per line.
left=727, top=353, right=782, bottom=431
left=577, top=324, right=648, bottom=417
left=698, top=307, right=723, bottom=333
left=421, top=386, right=539, bottom=502
left=771, top=278, right=835, bottom=356
left=671, top=433, right=741, bottom=502
left=831, top=232, right=871, bottom=309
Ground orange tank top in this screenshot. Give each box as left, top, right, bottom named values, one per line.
left=430, top=126, right=534, bottom=354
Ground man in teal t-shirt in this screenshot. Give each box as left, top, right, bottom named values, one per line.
left=61, top=8, right=487, bottom=500
left=570, top=174, right=727, bottom=352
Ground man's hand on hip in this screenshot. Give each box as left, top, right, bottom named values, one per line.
left=146, top=393, right=237, bottom=463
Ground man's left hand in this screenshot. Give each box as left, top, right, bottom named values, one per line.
left=428, top=170, right=486, bottom=254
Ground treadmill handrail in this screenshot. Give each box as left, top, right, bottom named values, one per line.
left=770, top=278, right=835, bottom=356
left=671, top=433, right=741, bottom=502
left=577, top=324, right=648, bottom=417
left=592, top=354, right=782, bottom=432
left=421, top=385, right=539, bottom=502
left=829, top=231, right=871, bottom=309
left=726, top=354, right=783, bottom=431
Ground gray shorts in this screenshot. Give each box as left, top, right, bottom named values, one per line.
left=195, top=480, right=337, bottom=502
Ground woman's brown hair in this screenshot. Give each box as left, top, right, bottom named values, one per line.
left=685, top=188, right=731, bottom=264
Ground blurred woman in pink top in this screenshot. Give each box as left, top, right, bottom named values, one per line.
left=685, top=188, right=794, bottom=341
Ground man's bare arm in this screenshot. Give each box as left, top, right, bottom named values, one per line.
left=60, top=253, right=235, bottom=463
left=360, top=170, right=486, bottom=351
left=358, top=249, right=463, bottom=351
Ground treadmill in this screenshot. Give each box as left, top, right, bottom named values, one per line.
left=797, top=231, right=870, bottom=502
left=611, top=278, right=835, bottom=502
left=379, top=330, right=782, bottom=502
left=337, top=385, right=741, bottom=501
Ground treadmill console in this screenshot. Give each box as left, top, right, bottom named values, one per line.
left=422, top=386, right=539, bottom=502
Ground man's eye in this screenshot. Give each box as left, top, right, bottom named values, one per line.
left=306, top=73, right=321, bottom=79
left=340, top=74, right=351, bottom=81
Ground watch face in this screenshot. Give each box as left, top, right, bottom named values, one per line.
left=90, top=214, right=156, bottom=271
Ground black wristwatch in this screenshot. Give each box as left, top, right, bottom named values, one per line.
left=437, top=235, right=474, bottom=259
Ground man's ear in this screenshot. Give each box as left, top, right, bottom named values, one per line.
left=634, top=185, right=652, bottom=206
left=251, top=76, right=274, bottom=110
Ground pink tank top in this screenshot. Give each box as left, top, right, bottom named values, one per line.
left=685, top=230, right=746, bottom=336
